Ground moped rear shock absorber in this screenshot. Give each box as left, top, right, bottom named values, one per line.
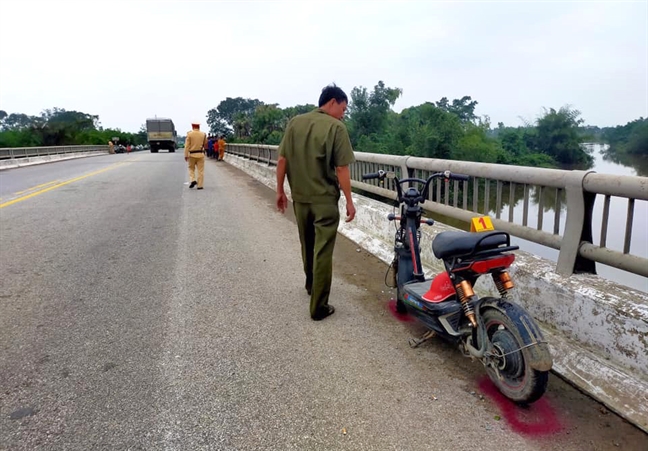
left=492, top=270, right=514, bottom=298
left=455, top=280, right=477, bottom=328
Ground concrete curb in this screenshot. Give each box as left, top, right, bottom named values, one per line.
left=223, top=153, right=648, bottom=433
left=0, top=151, right=110, bottom=171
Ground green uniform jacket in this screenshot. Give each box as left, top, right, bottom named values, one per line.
left=278, top=109, right=356, bottom=204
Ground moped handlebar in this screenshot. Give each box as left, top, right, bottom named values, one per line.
left=361, top=172, right=383, bottom=180
left=361, top=169, right=470, bottom=204
left=450, top=173, right=470, bottom=181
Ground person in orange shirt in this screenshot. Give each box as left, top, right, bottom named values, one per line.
left=218, top=135, right=226, bottom=161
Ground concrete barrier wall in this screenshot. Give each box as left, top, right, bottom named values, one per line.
left=0, top=151, right=109, bottom=171
left=224, top=153, right=648, bottom=433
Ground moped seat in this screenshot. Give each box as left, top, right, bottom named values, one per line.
left=432, top=231, right=509, bottom=259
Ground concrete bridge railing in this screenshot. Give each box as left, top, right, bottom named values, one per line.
left=226, top=143, right=647, bottom=279
left=225, top=143, right=648, bottom=433
left=0, top=145, right=109, bottom=160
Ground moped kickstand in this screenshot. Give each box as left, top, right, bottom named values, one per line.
left=409, top=331, right=436, bottom=348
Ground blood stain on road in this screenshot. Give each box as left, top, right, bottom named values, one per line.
left=478, top=376, right=563, bottom=437
left=387, top=298, right=414, bottom=322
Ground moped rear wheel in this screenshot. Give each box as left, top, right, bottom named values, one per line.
left=481, top=308, right=548, bottom=404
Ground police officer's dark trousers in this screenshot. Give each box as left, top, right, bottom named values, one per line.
left=293, top=201, right=340, bottom=318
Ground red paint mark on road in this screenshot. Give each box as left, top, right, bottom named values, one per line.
left=478, top=376, right=563, bottom=437
left=387, top=299, right=414, bottom=322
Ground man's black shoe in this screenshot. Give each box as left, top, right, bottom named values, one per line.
left=189, top=181, right=197, bottom=189
left=312, top=305, right=335, bottom=321
left=197, top=187, right=203, bottom=190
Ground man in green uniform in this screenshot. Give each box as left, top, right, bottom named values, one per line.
left=276, top=84, right=356, bottom=321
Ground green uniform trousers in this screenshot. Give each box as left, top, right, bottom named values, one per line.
left=293, top=201, right=340, bottom=318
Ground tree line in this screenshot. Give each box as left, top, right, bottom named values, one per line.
left=586, top=118, right=648, bottom=169
left=0, top=109, right=148, bottom=148
left=2, top=81, right=645, bottom=171
left=206, top=80, right=645, bottom=169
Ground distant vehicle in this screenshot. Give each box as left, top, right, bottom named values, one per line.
left=146, top=118, right=177, bottom=153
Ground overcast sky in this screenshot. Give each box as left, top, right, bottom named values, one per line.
left=0, top=0, right=646, bottom=134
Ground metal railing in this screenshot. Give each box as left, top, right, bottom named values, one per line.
left=226, top=143, right=277, bottom=165
left=227, top=143, right=648, bottom=279
left=0, top=145, right=109, bottom=160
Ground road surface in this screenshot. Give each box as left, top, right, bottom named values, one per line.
left=0, top=152, right=645, bottom=450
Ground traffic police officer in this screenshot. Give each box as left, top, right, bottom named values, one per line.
left=276, top=84, right=356, bottom=321
left=184, top=120, right=207, bottom=189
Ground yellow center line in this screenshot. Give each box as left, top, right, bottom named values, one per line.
left=14, top=179, right=60, bottom=195
left=0, top=160, right=135, bottom=209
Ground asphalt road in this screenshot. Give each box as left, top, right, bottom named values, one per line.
left=0, top=152, right=646, bottom=450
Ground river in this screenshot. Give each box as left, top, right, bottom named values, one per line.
left=505, top=144, right=647, bottom=292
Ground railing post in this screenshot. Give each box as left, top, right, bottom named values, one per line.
left=401, top=156, right=412, bottom=190
left=556, top=170, right=597, bottom=276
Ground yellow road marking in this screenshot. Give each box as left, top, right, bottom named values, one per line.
left=0, top=161, right=133, bottom=209
left=14, top=180, right=60, bottom=195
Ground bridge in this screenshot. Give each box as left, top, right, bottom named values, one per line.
left=0, top=146, right=646, bottom=449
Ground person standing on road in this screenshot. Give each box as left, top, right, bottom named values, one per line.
left=207, top=135, right=214, bottom=159
left=218, top=135, right=226, bottom=161
left=184, top=120, right=207, bottom=190
left=276, top=84, right=356, bottom=321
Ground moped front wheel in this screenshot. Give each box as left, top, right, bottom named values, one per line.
left=481, top=308, right=548, bottom=404
left=396, top=297, right=407, bottom=314
left=391, top=257, right=407, bottom=313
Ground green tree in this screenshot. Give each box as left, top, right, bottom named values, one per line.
left=346, top=80, right=402, bottom=146
left=603, top=117, right=648, bottom=156
left=499, top=128, right=529, bottom=157
left=282, top=104, right=317, bottom=120
left=534, top=106, right=593, bottom=167
left=393, top=102, right=463, bottom=159
left=207, top=97, right=264, bottom=136
left=435, top=95, right=479, bottom=124
left=0, top=113, right=36, bottom=131
left=0, top=108, right=151, bottom=148
left=624, top=121, right=648, bottom=155
left=35, top=109, right=99, bottom=145
left=251, top=104, right=285, bottom=144
left=232, top=112, right=252, bottom=140
left=206, top=115, right=230, bottom=137
left=454, top=124, right=504, bottom=163
left=0, top=129, right=41, bottom=147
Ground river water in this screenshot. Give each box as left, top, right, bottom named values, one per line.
left=505, top=144, right=647, bottom=293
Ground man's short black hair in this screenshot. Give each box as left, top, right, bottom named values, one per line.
left=318, top=83, right=348, bottom=107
